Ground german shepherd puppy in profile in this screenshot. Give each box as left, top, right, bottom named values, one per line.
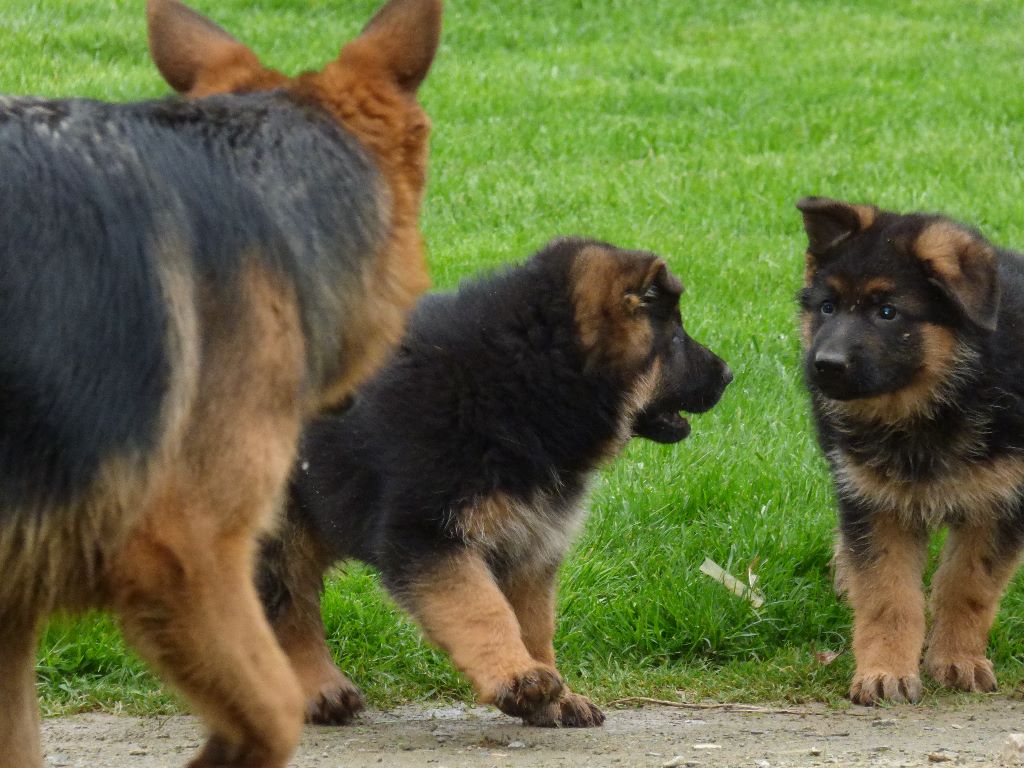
left=798, top=197, right=1024, bottom=705
left=257, top=238, right=732, bottom=727
left=0, top=1, right=440, bottom=765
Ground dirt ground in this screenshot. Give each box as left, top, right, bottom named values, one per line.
left=42, top=699, right=1024, bottom=767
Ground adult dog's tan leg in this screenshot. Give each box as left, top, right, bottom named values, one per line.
left=112, top=503, right=304, bottom=768
left=503, top=566, right=604, bottom=727
left=401, top=552, right=563, bottom=721
left=925, top=523, right=1021, bottom=692
left=0, top=618, right=41, bottom=768
left=838, top=516, right=928, bottom=705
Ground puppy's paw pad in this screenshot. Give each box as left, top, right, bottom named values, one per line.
left=307, top=680, right=365, bottom=725
left=494, top=666, right=563, bottom=719
left=850, top=669, right=922, bottom=705
left=925, top=655, right=997, bottom=693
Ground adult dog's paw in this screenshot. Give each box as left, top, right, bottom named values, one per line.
left=925, top=653, right=997, bottom=693
left=850, top=669, right=923, bottom=705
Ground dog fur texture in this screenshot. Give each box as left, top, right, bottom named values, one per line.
left=798, top=196, right=1024, bottom=705
left=0, top=1, right=440, bottom=765
left=257, top=237, right=732, bottom=728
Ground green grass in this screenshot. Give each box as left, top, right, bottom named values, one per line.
left=4, top=0, right=1024, bottom=715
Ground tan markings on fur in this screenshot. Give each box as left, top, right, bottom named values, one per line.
left=401, top=552, right=549, bottom=703
left=315, top=188, right=430, bottom=410
left=832, top=451, right=1024, bottom=529
left=852, top=204, right=876, bottom=230
left=913, top=220, right=998, bottom=331
left=825, top=275, right=848, bottom=294
left=803, top=251, right=817, bottom=284
left=0, top=620, right=42, bottom=768
left=570, top=245, right=657, bottom=375
left=914, top=221, right=984, bottom=286
left=862, top=277, right=895, bottom=294
left=0, top=241, right=200, bottom=619
left=454, top=491, right=588, bottom=568
left=837, top=516, right=928, bottom=687
left=502, top=567, right=558, bottom=666
left=925, top=524, right=1022, bottom=688
left=824, top=323, right=963, bottom=423
left=292, top=64, right=433, bottom=409
left=104, top=260, right=307, bottom=765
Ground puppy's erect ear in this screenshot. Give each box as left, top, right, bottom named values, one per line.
left=625, top=259, right=683, bottom=316
left=796, top=197, right=878, bottom=256
left=913, top=220, right=1000, bottom=332
left=339, top=0, right=442, bottom=94
left=147, top=0, right=276, bottom=96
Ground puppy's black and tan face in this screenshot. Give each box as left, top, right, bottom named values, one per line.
left=568, top=242, right=732, bottom=443
left=797, top=197, right=998, bottom=415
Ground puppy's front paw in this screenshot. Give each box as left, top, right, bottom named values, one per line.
left=306, top=677, right=365, bottom=725
left=850, top=668, right=923, bottom=705
left=925, top=653, right=997, bottom=693
left=493, top=665, right=563, bottom=719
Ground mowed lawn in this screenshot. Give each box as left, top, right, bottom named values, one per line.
left=4, top=0, right=1024, bottom=714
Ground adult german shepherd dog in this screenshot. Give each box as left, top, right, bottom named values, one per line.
left=798, top=197, right=1024, bottom=705
left=257, top=238, right=732, bottom=728
left=0, top=1, right=440, bottom=765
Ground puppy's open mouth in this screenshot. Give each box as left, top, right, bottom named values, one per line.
left=632, top=409, right=691, bottom=444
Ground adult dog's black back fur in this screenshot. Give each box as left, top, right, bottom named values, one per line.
left=0, top=93, right=382, bottom=511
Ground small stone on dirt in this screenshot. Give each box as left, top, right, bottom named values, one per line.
left=661, top=757, right=701, bottom=768
left=1002, top=733, right=1024, bottom=765
left=927, top=751, right=955, bottom=763
left=873, top=718, right=898, bottom=728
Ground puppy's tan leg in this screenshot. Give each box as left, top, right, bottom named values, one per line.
left=0, top=618, right=41, bottom=768
left=925, top=523, right=1021, bottom=692
left=401, top=552, right=563, bottom=721
left=838, top=517, right=928, bottom=705
left=112, top=509, right=304, bottom=768
left=503, top=567, right=604, bottom=728
left=266, top=527, right=364, bottom=725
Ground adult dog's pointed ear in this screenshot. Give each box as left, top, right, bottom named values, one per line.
left=796, top=197, right=878, bottom=256
left=339, top=0, right=442, bottom=94
left=147, top=0, right=281, bottom=96
left=913, top=220, right=1000, bottom=332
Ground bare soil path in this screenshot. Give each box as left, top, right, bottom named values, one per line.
left=42, top=699, right=1024, bottom=767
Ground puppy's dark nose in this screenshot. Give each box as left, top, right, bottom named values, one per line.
left=814, top=351, right=848, bottom=376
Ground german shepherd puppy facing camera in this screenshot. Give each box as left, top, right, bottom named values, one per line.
left=798, top=197, right=1024, bottom=705
left=0, top=1, right=440, bottom=766
left=258, top=238, right=732, bottom=727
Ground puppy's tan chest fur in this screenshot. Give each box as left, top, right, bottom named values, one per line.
left=454, top=491, right=589, bottom=568
left=832, top=448, right=1024, bottom=527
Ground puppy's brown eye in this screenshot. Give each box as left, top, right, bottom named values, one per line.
left=878, top=305, right=897, bottom=320
left=642, top=285, right=660, bottom=302
left=820, top=300, right=836, bottom=315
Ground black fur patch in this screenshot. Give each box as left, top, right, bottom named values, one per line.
left=0, top=91, right=385, bottom=512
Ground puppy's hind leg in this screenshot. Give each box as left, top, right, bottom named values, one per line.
left=0, top=617, right=42, bottom=768
left=259, top=527, right=364, bottom=725
left=396, top=552, right=564, bottom=723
